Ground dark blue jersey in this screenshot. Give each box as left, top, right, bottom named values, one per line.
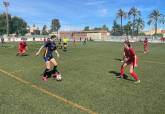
left=44, top=40, right=57, bottom=57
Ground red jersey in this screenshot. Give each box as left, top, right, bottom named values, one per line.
left=124, top=48, right=129, bottom=58
left=19, top=41, right=27, bottom=49
left=126, top=48, right=136, bottom=62
left=144, top=39, right=148, bottom=46
left=124, top=47, right=138, bottom=67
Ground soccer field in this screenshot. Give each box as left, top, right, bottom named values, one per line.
left=0, top=42, right=165, bottom=114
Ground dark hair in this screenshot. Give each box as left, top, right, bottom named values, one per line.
left=47, top=38, right=50, bottom=41
left=51, top=35, right=56, bottom=39
left=124, top=41, right=131, bottom=47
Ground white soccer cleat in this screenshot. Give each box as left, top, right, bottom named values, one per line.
left=134, top=80, right=140, bottom=84
left=56, top=74, right=62, bottom=81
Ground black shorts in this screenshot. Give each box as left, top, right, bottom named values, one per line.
left=63, top=43, right=67, bottom=45
left=43, top=55, right=53, bottom=62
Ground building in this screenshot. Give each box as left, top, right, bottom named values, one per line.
left=60, top=31, right=74, bottom=39
left=59, top=30, right=110, bottom=41
left=144, top=28, right=165, bottom=36
left=27, top=25, right=41, bottom=35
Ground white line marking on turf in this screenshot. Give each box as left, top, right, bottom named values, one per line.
left=11, top=70, right=24, bottom=74
left=0, top=68, right=98, bottom=114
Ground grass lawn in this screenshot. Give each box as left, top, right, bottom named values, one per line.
left=0, top=41, right=165, bottom=114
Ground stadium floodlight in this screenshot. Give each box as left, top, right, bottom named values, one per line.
left=3, top=0, right=9, bottom=36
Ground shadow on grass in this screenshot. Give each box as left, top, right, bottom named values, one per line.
left=109, top=71, right=134, bottom=81
left=40, top=70, right=56, bottom=79
left=16, top=53, right=30, bottom=57
left=114, top=58, right=122, bottom=62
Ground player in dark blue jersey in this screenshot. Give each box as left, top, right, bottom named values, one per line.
left=36, top=36, right=62, bottom=81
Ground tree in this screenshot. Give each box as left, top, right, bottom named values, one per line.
left=135, top=18, right=145, bottom=35
left=84, top=26, right=90, bottom=31
left=42, top=25, right=48, bottom=35
left=92, top=25, right=109, bottom=31
left=123, top=21, right=132, bottom=35
left=116, top=9, right=127, bottom=35
left=111, top=20, right=121, bottom=36
left=102, top=24, right=109, bottom=31
left=148, top=9, right=164, bottom=35
left=0, top=13, right=11, bottom=35
left=93, top=27, right=101, bottom=30
left=128, top=7, right=141, bottom=36
left=10, top=16, right=28, bottom=35
left=0, top=13, right=27, bottom=35
left=51, top=19, right=61, bottom=32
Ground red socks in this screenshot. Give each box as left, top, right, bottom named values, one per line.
left=120, top=67, right=124, bottom=76
left=130, top=72, right=139, bottom=81
left=120, top=67, right=139, bottom=81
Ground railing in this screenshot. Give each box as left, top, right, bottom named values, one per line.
left=0, top=35, right=164, bottom=43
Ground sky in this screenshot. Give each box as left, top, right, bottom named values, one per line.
left=0, top=0, right=165, bottom=31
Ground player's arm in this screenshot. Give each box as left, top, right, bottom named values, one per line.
left=25, top=43, right=28, bottom=50
left=55, top=50, right=60, bottom=58
left=26, top=46, right=28, bottom=50
left=124, top=57, right=129, bottom=62
left=18, top=42, right=21, bottom=49
left=36, top=45, right=44, bottom=56
left=123, top=51, right=126, bottom=59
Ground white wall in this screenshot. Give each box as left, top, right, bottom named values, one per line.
left=87, top=33, right=101, bottom=40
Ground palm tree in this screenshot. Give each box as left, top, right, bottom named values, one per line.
left=148, top=9, right=164, bottom=35
left=135, top=18, right=145, bottom=35
left=128, top=7, right=141, bottom=36
left=116, top=9, right=127, bottom=35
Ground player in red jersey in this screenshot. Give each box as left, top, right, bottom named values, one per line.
left=144, top=38, right=148, bottom=53
left=120, top=39, right=129, bottom=63
left=121, top=44, right=130, bottom=63
left=117, top=41, right=140, bottom=83
left=16, top=38, right=28, bottom=56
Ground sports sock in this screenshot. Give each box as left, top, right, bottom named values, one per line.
left=52, top=66, right=59, bottom=74
left=130, top=71, right=139, bottom=81
left=120, top=67, right=124, bottom=76
left=43, top=69, right=51, bottom=77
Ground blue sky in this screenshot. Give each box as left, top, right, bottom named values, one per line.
left=0, top=0, right=165, bottom=31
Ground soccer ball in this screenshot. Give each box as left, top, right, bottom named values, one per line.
left=56, top=74, right=62, bottom=81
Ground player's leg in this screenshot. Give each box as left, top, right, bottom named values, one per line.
left=117, top=62, right=127, bottom=78
left=50, top=58, right=58, bottom=73
left=50, top=58, right=61, bottom=79
left=144, top=45, right=147, bottom=53
left=21, top=48, right=26, bottom=56
left=42, top=59, right=51, bottom=81
left=120, top=62, right=127, bottom=77
left=63, top=43, right=67, bottom=51
left=18, top=48, right=23, bottom=56
left=129, top=65, right=140, bottom=83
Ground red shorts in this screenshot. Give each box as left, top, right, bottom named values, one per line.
left=126, top=56, right=138, bottom=67
left=144, top=44, right=148, bottom=47
left=144, top=45, right=148, bottom=50
left=19, top=48, right=26, bottom=54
